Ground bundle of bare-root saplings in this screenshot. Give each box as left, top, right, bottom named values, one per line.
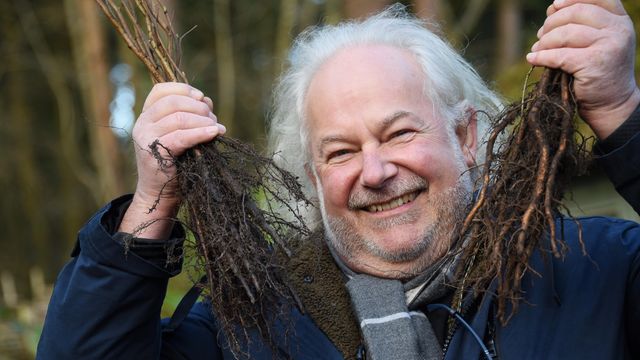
left=96, top=0, right=311, bottom=356
left=454, top=68, right=590, bottom=324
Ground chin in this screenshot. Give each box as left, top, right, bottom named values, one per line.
left=363, top=230, right=432, bottom=263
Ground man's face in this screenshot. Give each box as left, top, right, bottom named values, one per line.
left=305, top=45, right=477, bottom=278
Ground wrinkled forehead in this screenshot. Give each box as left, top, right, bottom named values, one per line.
left=304, top=44, right=432, bottom=121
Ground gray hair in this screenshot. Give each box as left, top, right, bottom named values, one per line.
left=268, top=4, right=502, bottom=226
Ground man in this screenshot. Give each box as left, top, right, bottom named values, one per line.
left=38, top=0, right=640, bottom=359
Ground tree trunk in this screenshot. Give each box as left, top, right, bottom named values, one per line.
left=274, top=0, right=297, bottom=70
left=298, top=0, right=322, bottom=31
left=495, top=0, right=522, bottom=73
left=451, top=0, right=492, bottom=46
left=412, top=0, right=449, bottom=23
left=213, top=0, right=236, bottom=135
left=66, top=0, right=124, bottom=202
left=15, top=0, right=93, bottom=277
left=2, top=1, right=48, bottom=296
left=343, top=0, right=392, bottom=19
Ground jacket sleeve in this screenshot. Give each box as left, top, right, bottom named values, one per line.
left=595, top=104, right=640, bottom=213
left=36, top=195, right=186, bottom=359
left=629, top=250, right=640, bottom=358
left=594, top=104, right=640, bottom=358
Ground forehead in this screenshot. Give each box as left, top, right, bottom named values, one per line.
left=304, top=44, right=433, bottom=136
left=306, top=44, right=425, bottom=100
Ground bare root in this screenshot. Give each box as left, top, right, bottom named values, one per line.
left=454, top=68, right=591, bottom=324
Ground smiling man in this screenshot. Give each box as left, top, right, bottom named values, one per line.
left=38, top=1, right=640, bottom=359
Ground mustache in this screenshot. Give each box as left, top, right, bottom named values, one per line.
left=348, top=176, right=428, bottom=209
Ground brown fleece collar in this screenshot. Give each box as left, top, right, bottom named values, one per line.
left=284, top=230, right=361, bottom=359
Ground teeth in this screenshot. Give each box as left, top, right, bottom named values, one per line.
left=365, top=192, right=418, bottom=213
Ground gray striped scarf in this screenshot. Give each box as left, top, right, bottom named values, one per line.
left=338, top=254, right=456, bottom=360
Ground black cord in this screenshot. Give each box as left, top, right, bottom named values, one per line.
left=427, top=303, right=492, bottom=360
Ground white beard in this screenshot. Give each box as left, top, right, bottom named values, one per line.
left=314, top=158, right=473, bottom=276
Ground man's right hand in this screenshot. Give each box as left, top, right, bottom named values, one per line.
left=118, top=82, right=226, bottom=239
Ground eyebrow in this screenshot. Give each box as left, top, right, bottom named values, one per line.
left=316, top=110, right=416, bottom=156
left=380, top=110, right=413, bottom=132
left=317, top=135, right=347, bottom=157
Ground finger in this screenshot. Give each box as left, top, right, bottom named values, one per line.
left=532, top=24, right=600, bottom=52
left=536, top=4, right=619, bottom=39
left=541, top=3, right=612, bottom=36
left=143, top=82, right=204, bottom=111
left=156, top=125, right=226, bottom=156
left=143, top=95, right=213, bottom=123
left=154, top=113, right=218, bottom=136
left=526, top=48, right=584, bottom=74
left=540, top=5, right=559, bottom=38
left=203, top=96, right=214, bottom=111
left=550, top=0, right=626, bottom=16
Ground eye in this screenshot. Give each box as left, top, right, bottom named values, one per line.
left=326, top=149, right=353, bottom=162
left=390, top=129, right=415, bottom=139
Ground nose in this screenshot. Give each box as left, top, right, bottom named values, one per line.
left=359, top=148, right=398, bottom=188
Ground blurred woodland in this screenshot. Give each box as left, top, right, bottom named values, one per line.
left=0, top=0, right=638, bottom=357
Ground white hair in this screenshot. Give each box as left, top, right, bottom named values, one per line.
left=267, top=4, right=503, bottom=227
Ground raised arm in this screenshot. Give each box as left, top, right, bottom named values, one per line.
left=527, top=0, right=640, bottom=140
left=37, top=83, right=225, bottom=359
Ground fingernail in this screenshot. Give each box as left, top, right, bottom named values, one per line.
left=526, top=52, right=535, bottom=62
left=191, top=89, right=204, bottom=99
left=531, top=41, right=540, bottom=51
left=218, top=124, right=227, bottom=134
left=536, top=27, right=543, bottom=39
left=553, top=0, right=564, bottom=6
left=204, top=96, right=214, bottom=109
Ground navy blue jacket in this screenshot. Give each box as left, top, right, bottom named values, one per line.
left=38, top=129, right=640, bottom=359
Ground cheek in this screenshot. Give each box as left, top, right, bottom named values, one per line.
left=317, top=164, right=360, bottom=209
left=398, top=144, right=462, bottom=183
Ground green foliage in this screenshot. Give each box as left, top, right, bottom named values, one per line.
left=161, top=273, right=197, bottom=318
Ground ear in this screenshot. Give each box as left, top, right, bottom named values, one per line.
left=455, top=107, right=478, bottom=168
left=304, top=163, right=318, bottom=189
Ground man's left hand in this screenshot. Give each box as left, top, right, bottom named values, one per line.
left=527, top=0, right=640, bottom=139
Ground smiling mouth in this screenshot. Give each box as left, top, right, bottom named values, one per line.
left=363, top=190, right=421, bottom=213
